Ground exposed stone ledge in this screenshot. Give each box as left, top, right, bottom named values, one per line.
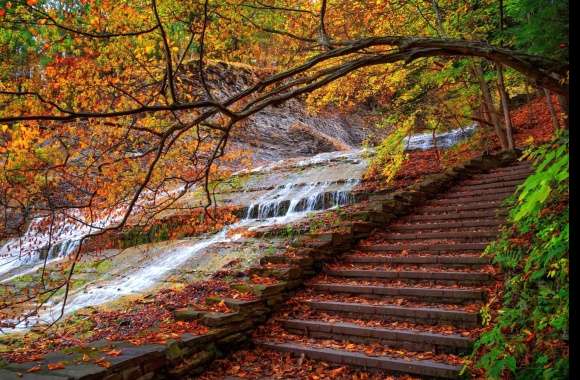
left=0, top=150, right=520, bottom=380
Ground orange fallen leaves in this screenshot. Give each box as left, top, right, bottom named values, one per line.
left=94, top=357, right=112, bottom=368
left=27, top=366, right=41, bottom=373
left=103, top=348, right=123, bottom=357
left=47, top=362, right=66, bottom=370
left=250, top=275, right=276, bottom=285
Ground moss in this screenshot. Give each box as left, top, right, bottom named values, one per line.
left=95, top=259, right=112, bottom=273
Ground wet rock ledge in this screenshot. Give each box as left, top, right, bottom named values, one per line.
left=0, top=151, right=520, bottom=380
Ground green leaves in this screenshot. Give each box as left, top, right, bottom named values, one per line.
left=512, top=132, right=568, bottom=222
left=504, top=0, right=569, bottom=60
left=471, top=134, right=568, bottom=379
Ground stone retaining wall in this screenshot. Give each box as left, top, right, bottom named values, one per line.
left=0, top=151, right=519, bottom=380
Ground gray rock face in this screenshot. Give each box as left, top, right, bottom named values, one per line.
left=183, top=61, right=374, bottom=164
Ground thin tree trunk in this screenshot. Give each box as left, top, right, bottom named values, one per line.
left=525, top=82, right=533, bottom=126
left=496, top=64, right=514, bottom=150
left=557, top=94, right=569, bottom=129
left=431, top=0, right=446, bottom=37
left=474, top=62, right=509, bottom=150
left=543, top=88, right=561, bottom=130
left=432, top=128, right=440, bottom=161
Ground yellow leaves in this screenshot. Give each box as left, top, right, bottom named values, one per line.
left=144, top=44, right=156, bottom=55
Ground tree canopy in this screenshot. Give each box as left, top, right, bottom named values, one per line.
left=0, top=0, right=569, bottom=324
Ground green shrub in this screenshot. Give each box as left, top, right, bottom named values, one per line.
left=469, top=132, right=569, bottom=379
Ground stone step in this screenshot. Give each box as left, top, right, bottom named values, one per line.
left=461, top=172, right=530, bottom=186
left=487, top=164, right=532, bottom=175
left=310, top=283, right=487, bottom=301
left=379, top=230, right=498, bottom=240
left=429, top=194, right=510, bottom=205
left=324, top=269, right=493, bottom=283
left=454, top=179, right=522, bottom=192
left=307, top=301, right=480, bottom=327
left=441, top=187, right=516, bottom=199
left=359, top=242, right=489, bottom=252
left=407, top=209, right=507, bottom=222
left=343, top=254, right=491, bottom=266
left=259, top=341, right=462, bottom=379
left=390, top=219, right=503, bottom=232
left=418, top=201, right=503, bottom=214
left=279, top=319, right=472, bottom=354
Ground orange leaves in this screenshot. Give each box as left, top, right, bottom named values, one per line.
left=94, top=357, right=112, bottom=368
left=103, top=348, right=123, bottom=357
left=250, top=275, right=276, bottom=285
left=47, top=362, right=66, bottom=370
left=27, top=366, right=42, bottom=373
left=213, top=300, right=230, bottom=313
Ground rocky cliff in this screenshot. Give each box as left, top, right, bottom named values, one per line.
left=182, top=61, right=379, bottom=163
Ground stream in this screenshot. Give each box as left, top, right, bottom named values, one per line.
left=0, top=124, right=477, bottom=332
left=0, top=149, right=368, bottom=331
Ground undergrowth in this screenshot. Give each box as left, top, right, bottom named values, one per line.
left=467, top=131, right=569, bottom=379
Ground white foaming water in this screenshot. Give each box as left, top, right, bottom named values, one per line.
left=0, top=210, right=122, bottom=280
left=403, top=123, right=478, bottom=151
left=2, top=149, right=367, bottom=332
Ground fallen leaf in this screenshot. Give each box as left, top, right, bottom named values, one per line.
left=47, top=362, right=66, bottom=370
left=95, top=357, right=112, bottom=368
left=104, top=348, right=123, bottom=357
left=27, top=366, right=41, bottom=373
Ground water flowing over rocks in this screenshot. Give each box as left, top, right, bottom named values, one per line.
left=0, top=120, right=480, bottom=334
left=0, top=150, right=525, bottom=380
left=0, top=149, right=369, bottom=332
left=403, top=123, right=478, bottom=151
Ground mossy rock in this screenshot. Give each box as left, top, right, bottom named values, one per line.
left=174, top=308, right=207, bottom=321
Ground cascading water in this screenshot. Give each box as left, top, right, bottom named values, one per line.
left=1, top=122, right=478, bottom=331
left=1, top=149, right=368, bottom=332
left=403, top=123, right=478, bottom=151
left=0, top=211, right=121, bottom=281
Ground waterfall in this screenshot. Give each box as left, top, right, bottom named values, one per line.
left=403, top=123, right=478, bottom=151
left=1, top=149, right=368, bottom=332
left=244, top=178, right=359, bottom=220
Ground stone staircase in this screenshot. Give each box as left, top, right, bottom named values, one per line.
left=252, top=160, right=532, bottom=379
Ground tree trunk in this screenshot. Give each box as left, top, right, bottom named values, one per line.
left=557, top=94, right=569, bottom=129
left=432, top=128, right=440, bottom=161
left=431, top=0, right=446, bottom=37
left=543, top=88, right=561, bottom=130
left=496, top=64, right=514, bottom=150
left=524, top=82, right=534, bottom=126
left=474, top=62, right=509, bottom=150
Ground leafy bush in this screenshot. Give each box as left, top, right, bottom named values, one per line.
left=365, top=116, right=411, bottom=183
left=469, top=132, right=569, bottom=379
